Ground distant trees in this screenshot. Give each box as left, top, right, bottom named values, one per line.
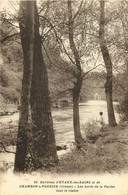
left=14, top=1, right=58, bottom=172
left=81, top=71, right=106, bottom=101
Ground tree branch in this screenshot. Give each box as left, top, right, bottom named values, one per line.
left=1, top=33, right=19, bottom=44
left=39, top=15, right=76, bottom=65
left=0, top=142, right=16, bottom=154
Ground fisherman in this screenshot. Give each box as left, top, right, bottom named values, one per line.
left=97, top=111, right=105, bottom=131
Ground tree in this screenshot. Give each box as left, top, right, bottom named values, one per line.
left=99, top=0, right=117, bottom=127
left=67, top=0, right=84, bottom=144
left=14, top=0, right=58, bottom=172
left=39, top=0, right=100, bottom=146
left=116, top=1, right=128, bottom=121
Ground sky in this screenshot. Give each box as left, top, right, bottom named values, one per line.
left=0, top=0, right=18, bottom=13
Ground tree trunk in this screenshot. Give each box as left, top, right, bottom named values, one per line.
left=14, top=1, right=35, bottom=172
left=124, top=28, right=128, bottom=120
left=67, top=0, right=84, bottom=144
left=30, top=2, right=58, bottom=168
left=126, top=59, right=128, bottom=119
left=99, top=0, right=117, bottom=127
left=14, top=1, right=58, bottom=172
left=73, top=78, right=83, bottom=144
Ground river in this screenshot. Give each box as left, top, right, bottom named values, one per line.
left=0, top=100, right=119, bottom=145
left=0, top=100, right=120, bottom=167
left=53, top=100, right=119, bottom=145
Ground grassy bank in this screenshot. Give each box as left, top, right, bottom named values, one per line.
left=0, top=120, right=128, bottom=174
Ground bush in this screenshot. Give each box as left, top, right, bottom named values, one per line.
left=81, top=120, right=101, bottom=143
left=0, top=87, right=19, bottom=103
left=116, top=99, right=128, bottom=122
left=0, top=65, right=9, bottom=87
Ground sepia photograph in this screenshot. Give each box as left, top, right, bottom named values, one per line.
left=0, top=0, right=128, bottom=194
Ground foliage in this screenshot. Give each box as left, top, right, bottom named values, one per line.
left=81, top=120, right=101, bottom=143
left=116, top=99, right=128, bottom=122
left=47, top=53, right=74, bottom=102
left=0, top=17, right=23, bottom=109
left=81, top=71, right=106, bottom=101
left=0, top=87, right=19, bottom=102
left=0, top=65, right=9, bottom=87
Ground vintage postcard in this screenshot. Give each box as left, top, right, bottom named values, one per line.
left=0, top=0, right=128, bottom=194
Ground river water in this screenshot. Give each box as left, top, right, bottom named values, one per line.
left=53, top=100, right=119, bottom=146
left=0, top=100, right=120, bottom=167
left=0, top=100, right=119, bottom=145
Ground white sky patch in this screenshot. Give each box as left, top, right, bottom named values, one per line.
left=0, top=0, right=19, bottom=14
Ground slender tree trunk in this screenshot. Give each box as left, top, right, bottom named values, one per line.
left=124, top=31, right=128, bottom=120
left=67, top=0, right=84, bottom=144
left=120, top=9, right=128, bottom=121
left=124, top=58, right=128, bottom=121
left=99, top=0, right=117, bottom=127
left=14, top=1, right=35, bottom=172
left=125, top=66, right=128, bottom=121
left=73, top=78, right=83, bottom=144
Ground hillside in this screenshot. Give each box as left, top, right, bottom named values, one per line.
left=0, top=18, right=23, bottom=115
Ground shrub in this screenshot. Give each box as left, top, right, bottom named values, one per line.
left=0, top=65, right=9, bottom=87
left=0, top=87, right=19, bottom=103
left=81, top=120, right=101, bottom=143
left=116, top=98, right=128, bottom=122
